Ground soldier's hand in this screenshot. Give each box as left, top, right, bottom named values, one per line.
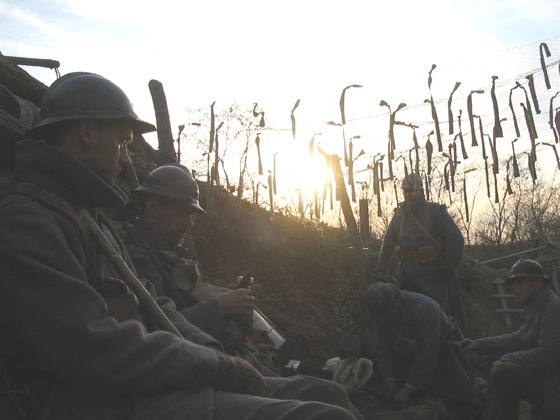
left=215, top=288, right=255, bottom=316
left=460, top=338, right=478, bottom=352
left=211, top=352, right=265, bottom=396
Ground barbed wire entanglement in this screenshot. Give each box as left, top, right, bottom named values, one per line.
left=180, top=35, right=560, bottom=240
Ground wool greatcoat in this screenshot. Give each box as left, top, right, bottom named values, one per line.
left=475, top=285, right=560, bottom=418
left=123, top=219, right=229, bottom=342
left=0, top=140, right=358, bottom=420
left=376, top=195, right=467, bottom=330
left=122, top=218, right=278, bottom=375
left=370, top=289, right=481, bottom=420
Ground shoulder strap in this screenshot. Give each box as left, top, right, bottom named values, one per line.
left=410, top=202, right=442, bottom=250
left=7, top=182, right=98, bottom=285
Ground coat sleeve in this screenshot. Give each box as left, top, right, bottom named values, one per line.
left=500, top=300, right=560, bottom=372
left=405, top=297, right=444, bottom=390
left=476, top=332, right=527, bottom=353
left=433, top=204, right=464, bottom=270
left=0, top=199, right=220, bottom=395
left=125, top=239, right=230, bottom=343
left=371, top=326, right=397, bottom=381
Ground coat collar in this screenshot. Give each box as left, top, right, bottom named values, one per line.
left=13, top=140, right=128, bottom=209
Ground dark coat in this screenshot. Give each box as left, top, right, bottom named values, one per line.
left=370, top=289, right=481, bottom=420
left=376, top=195, right=467, bottom=329
left=0, top=140, right=220, bottom=419
left=122, top=219, right=280, bottom=376
left=476, top=286, right=560, bottom=417
left=123, top=219, right=231, bottom=342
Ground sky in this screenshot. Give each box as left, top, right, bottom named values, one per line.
left=2, top=0, right=559, bottom=128
left=2, top=0, right=560, bottom=210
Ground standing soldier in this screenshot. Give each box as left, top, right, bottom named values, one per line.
left=375, top=172, right=467, bottom=330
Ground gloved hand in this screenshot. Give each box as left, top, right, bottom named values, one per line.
left=210, top=352, right=265, bottom=396
left=394, top=385, right=413, bottom=403
left=460, top=338, right=478, bottom=352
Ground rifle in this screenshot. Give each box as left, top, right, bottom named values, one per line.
left=79, top=209, right=183, bottom=338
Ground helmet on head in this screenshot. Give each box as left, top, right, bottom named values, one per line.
left=401, top=173, right=424, bottom=191
left=365, top=282, right=400, bottom=317
left=27, top=72, right=156, bottom=139
left=506, top=259, right=548, bottom=284
left=134, top=164, right=206, bottom=214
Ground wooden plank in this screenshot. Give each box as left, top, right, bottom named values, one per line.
left=494, top=278, right=513, bottom=327
left=0, top=52, right=48, bottom=106
left=148, top=79, right=176, bottom=163
left=4, top=56, right=60, bottom=69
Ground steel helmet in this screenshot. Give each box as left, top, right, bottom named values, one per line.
left=365, top=281, right=400, bottom=317
left=401, top=173, right=424, bottom=191
left=506, top=259, right=548, bottom=284
left=27, top=72, right=156, bottom=139
left=134, top=164, right=206, bottom=214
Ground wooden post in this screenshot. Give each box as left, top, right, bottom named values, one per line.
left=148, top=79, right=176, bottom=162
left=359, top=198, right=370, bottom=240
left=553, top=259, right=560, bottom=294
left=331, top=154, right=361, bottom=250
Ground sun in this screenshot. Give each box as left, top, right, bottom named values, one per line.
left=274, top=142, right=332, bottom=203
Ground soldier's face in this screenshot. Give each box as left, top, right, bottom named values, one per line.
left=82, top=120, right=133, bottom=184
left=510, top=277, right=543, bottom=304
left=402, top=188, right=422, bottom=205
left=147, top=198, right=195, bottom=247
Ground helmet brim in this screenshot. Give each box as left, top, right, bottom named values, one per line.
left=187, top=201, right=207, bottom=215
left=27, top=115, right=156, bottom=139
left=505, top=273, right=548, bottom=285
left=133, top=187, right=207, bottom=215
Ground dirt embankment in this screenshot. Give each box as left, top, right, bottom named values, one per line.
left=185, top=185, right=517, bottom=373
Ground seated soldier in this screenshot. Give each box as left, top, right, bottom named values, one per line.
left=123, top=164, right=277, bottom=374
left=0, top=72, right=361, bottom=420
left=461, top=259, right=560, bottom=420
left=123, top=164, right=366, bottom=419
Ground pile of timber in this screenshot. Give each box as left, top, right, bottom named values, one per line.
left=0, top=51, right=180, bottom=177
left=0, top=52, right=50, bottom=173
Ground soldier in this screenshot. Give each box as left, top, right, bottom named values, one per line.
left=123, top=164, right=277, bottom=374
left=461, top=259, right=560, bottom=420
left=123, top=164, right=367, bottom=419
left=0, top=72, right=360, bottom=420
left=365, top=282, right=482, bottom=420
left=375, top=172, right=467, bottom=330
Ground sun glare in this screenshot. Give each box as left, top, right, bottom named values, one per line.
left=275, top=143, right=332, bottom=202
